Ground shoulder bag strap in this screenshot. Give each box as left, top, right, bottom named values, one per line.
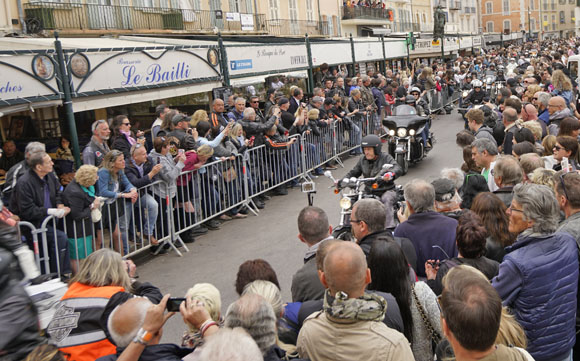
left=411, top=284, right=442, bottom=344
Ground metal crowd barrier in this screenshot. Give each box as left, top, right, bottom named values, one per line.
left=25, top=109, right=413, bottom=277
left=426, top=87, right=461, bottom=112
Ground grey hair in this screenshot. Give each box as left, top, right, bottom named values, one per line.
left=27, top=151, right=48, bottom=169
left=24, top=141, right=46, bottom=157
left=311, top=96, right=324, bottom=104
left=224, top=294, right=277, bottom=356
left=513, top=183, right=559, bottom=234
left=535, top=92, right=551, bottom=108
left=441, top=168, right=465, bottom=190
left=235, top=97, right=246, bottom=104
left=242, top=107, right=255, bottom=119
left=108, top=298, right=150, bottom=348
left=297, top=206, right=329, bottom=245
left=404, top=179, right=435, bottom=213
left=471, top=138, right=499, bottom=156
left=242, top=280, right=283, bottom=320
left=493, top=156, right=523, bottom=186
left=198, top=328, right=263, bottom=361
left=519, top=153, right=544, bottom=176
left=353, top=198, right=386, bottom=233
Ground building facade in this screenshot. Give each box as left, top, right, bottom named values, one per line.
left=481, top=0, right=540, bottom=38
left=16, top=0, right=340, bottom=37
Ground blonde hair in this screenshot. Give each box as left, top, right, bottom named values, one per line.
left=552, top=70, right=573, bottom=91
left=74, top=165, right=99, bottom=187
left=70, top=249, right=131, bottom=290
left=191, top=110, right=208, bottom=128
left=530, top=168, right=556, bottom=189
left=228, top=123, right=243, bottom=141
left=185, top=283, right=221, bottom=331
left=525, top=85, right=542, bottom=101
left=522, top=121, right=542, bottom=141
left=307, top=109, right=320, bottom=121
left=197, top=144, right=214, bottom=158
left=241, top=280, right=283, bottom=319
left=542, top=135, right=557, bottom=156
left=100, top=150, right=124, bottom=181
left=496, top=308, right=527, bottom=348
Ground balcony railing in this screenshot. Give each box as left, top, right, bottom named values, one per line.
left=23, top=2, right=267, bottom=33
left=341, top=6, right=393, bottom=21
left=266, top=19, right=335, bottom=37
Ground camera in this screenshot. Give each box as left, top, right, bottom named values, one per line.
left=427, top=260, right=440, bottom=268
left=166, top=297, right=186, bottom=312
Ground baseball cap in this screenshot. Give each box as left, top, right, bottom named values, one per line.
left=432, top=178, right=456, bottom=202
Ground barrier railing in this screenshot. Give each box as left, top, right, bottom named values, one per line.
left=27, top=105, right=454, bottom=276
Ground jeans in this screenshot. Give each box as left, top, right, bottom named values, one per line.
left=132, top=193, right=159, bottom=237
left=421, top=122, right=430, bottom=148
left=44, top=226, right=71, bottom=275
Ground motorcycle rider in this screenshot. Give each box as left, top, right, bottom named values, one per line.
left=463, top=79, right=490, bottom=106
left=406, top=92, right=432, bottom=149
left=345, top=135, right=402, bottom=228
left=462, top=74, right=473, bottom=90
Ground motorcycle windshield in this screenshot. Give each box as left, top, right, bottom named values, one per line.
left=392, top=105, right=417, bottom=116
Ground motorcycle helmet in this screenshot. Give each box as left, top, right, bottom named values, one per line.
left=410, top=87, right=421, bottom=95
left=361, top=134, right=382, bottom=154
left=472, top=79, right=483, bottom=88
left=405, top=95, right=417, bottom=104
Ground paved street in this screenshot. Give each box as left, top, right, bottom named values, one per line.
left=137, top=110, right=465, bottom=342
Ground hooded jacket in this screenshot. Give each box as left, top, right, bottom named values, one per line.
left=345, top=152, right=403, bottom=195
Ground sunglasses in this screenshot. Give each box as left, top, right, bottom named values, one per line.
left=554, top=145, right=563, bottom=151
left=122, top=122, right=131, bottom=126
left=560, top=172, right=571, bottom=200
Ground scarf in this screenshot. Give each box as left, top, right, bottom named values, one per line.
left=81, top=185, right=95, bottom=198
left=323, top=289, right=386, bottom=322
left=121, top=130, right=137, bottom=146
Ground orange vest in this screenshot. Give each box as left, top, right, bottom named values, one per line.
left=48, top=282, right=124, bottom=361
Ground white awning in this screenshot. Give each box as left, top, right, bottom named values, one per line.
left=362, top=26, right=392, bottom=35
left=0, top=99, right=62, bottom=117
left=230, top=70, right=308, bottom=87
left=71, top=81, right=221, bottom=113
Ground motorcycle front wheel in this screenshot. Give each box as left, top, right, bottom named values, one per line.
left=396, top=153, right=409, bottom=175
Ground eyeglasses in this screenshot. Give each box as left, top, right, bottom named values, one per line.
left=560, top=172, right=571, bottom=200
left=251, top=101, right=259, bottom=104
left=350, top=218, right=363, bottom=224
left=507, top=205, right=524, bottom=214
left=122, top=122, right=131, bottom=126
left=554, top=145, right=563, bottom=151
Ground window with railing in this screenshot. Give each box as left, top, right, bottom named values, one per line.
left=551, top=0, right=555, bottom=10
left=503, top=19, right=510, bottom=31
left=269, top=0, right=280, bottom=21
left=559, top=0, right=566, bottom=4
left=560, top=10, right=565, bottom=23
left=306, top=0, right=314, bottom=23
left=486, top=21, right=493, bottom=32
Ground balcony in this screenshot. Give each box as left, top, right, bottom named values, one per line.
left=266, top=19, right=336, bottom=37
left=341, top=6, right=393, bottom=21
left=449, top=1, right=462, bottom=10
left=23, top=2, right=267, bottom=35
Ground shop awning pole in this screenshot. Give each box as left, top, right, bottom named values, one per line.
left=305, top=34, right=314, bottom=94
left=54, top=32, right=81, bottom=168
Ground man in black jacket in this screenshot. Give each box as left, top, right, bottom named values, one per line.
left=12, top=151, right=70, bottom=275
left=345, top=135, right=402, bottom=228
left=350, top=198, right=417, bottom=273
left=125, top=144, right=162, bottom=248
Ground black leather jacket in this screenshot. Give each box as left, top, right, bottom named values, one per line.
left=345, top=152, right=402, bottom=195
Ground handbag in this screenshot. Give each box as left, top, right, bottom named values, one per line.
left=411, top=284, right=442, bottom=353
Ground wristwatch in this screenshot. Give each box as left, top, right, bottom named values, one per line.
left=133, top=328, right=154, bottom=345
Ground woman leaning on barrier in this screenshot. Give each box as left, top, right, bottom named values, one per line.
left=61, top=165, right=101, bottom=274
left=97, top=150, right=138, bottom=256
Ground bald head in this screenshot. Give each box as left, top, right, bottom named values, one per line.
left=522, top=102, right=538, bottom=121
left=322, top=242, right=369, bottom=298
left=108, top=297, right=153, bottom=348
left=502, top=107, right=518, bottom=125
left=548, top=96, right=566, bottom=115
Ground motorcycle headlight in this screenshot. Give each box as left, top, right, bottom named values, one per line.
left=397, top=128, right=407, bottom=137
left=462, top=91, right=469, bottom=97
left=339, top=197, right=352, bottom=210
left=409, top=129, right=416, bottom=136
left=389, top=129, right=395, bottom=136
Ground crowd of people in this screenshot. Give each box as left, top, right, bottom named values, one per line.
left=2, top=36, right=580, bottom=361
